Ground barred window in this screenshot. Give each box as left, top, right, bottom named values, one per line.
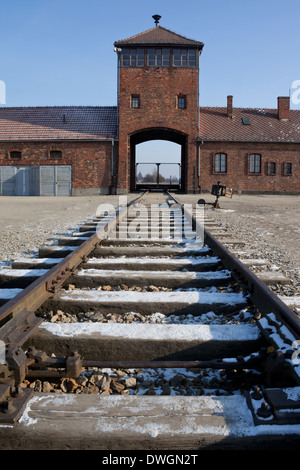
left=268, top=162, right=276, bottom=175
left=214, top=153, right=227, bottom=173
left=284, top=162, right=292, bottom=175
left=249, top=154, right=261, bottom=173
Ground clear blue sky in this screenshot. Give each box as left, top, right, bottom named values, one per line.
left=1, top=0, right=300, bottom=110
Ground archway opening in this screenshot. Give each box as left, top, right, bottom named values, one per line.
left=130, top=128, right=187, bottom=192
left=136, top=140, right=181, bottom=189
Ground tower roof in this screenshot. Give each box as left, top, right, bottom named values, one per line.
left=114, top=26, right=204, bottom=49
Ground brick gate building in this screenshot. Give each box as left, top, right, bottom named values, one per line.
left=0, top=20, right=299, bottom=195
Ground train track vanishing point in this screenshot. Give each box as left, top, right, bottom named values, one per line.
left=0, top=191, right=300, bottom=450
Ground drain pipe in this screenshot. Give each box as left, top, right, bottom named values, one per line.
left=197, top=140, right=204, bottom=192
left=111, top=139, right=116, bottom=194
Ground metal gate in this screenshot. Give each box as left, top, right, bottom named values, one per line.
left=0, top=166, right=31, bottom=196
left=0, top=165, right=72, bottom=196
left=39, top=166, right=72, bottom=196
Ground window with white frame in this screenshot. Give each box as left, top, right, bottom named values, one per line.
left=249, top=154, right=261, bottom=173
left=214, top=153, right=227, bottom=173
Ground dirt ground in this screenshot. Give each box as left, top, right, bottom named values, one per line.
left=0, top=195, right=137, bottom=265
left=174, top=192, right=300, bottom=286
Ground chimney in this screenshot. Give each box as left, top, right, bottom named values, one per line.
left=277, top=96, right=290, bottom=120
left=227, top=95, right=233, bottom=118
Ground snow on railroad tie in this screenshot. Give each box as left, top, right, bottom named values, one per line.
left=0, top=268, right=49, bottom=288
left=73, top=268, right=232, bottom=288
left=12, top=258, right=64, bottom=269
left=92, top=244, right=212, bottom=257
left=82, top=256, right=221, bottom=271
left=0, top=288, right=23, bottom=305
left=36, top=321, right=261, bottom=362
left=0, top=268, right=48, bottom=279
left=49, top=289, right=249, bottom=315
left=40, top=321, right=260, bottom=342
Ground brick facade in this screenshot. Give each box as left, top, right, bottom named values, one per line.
left=198, top=141, right=300, bottom=194
left=0, top=140, right=116, bottom=194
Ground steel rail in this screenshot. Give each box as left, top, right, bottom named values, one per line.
left=169, top=192, right=300, bottom=338
left=0, top=192, right=147, bottom=329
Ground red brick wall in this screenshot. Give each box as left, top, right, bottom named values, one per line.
left=199, top=141, right=300, bottom=193
left=117, top=66, right=199, bottom=192
left=0, top=141, right=113, bottom=191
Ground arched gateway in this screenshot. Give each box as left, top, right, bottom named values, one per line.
left=114, top=21, right=204, bottom=194
left=130, top=128, right=187, bottom=191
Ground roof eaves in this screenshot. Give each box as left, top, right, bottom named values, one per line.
left=197, top=137, right=300, bottom=143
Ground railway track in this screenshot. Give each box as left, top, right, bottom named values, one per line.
left=0, top=191, right=300, bottom=450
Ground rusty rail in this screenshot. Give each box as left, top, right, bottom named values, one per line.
left=0, top=192, right=147, bottom=327
left=175, top=194, right=300, bottom=340
left=0, top=192, right=148, bottom=421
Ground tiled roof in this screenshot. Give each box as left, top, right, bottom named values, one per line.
left=1, top=104, right=299, bottom=144
left=199, top=107, right=300, bottom=143
left=114, top=26, right=204, bottom=48
left=0, top=106, right=118, bottom=141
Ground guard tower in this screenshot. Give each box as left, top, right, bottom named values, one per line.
left=114, top=16, right=204, bottom=193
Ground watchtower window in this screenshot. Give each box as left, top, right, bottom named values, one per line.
left=122, top=49, right=145, bottom=67
left=162, top=49, right=170, bottom=66
left=147, top=49, right=162, bottom=66
left=137, top=49, right=145, bottom=67
left=121, top=48, right=196, bottom=68
left=177, top=95, right=186, bottom=109
left=173, top=49, right=196, bottom=67
left=122, top=49, right=130, bottom=66
left=147, top=49, right=170, bottom=67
